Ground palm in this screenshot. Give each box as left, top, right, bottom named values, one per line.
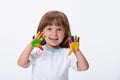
left=68, top=36, right=80, bottom=56
left=31, top=31, right=45, bottom=50
left=32, top=39, right=41, bottom=47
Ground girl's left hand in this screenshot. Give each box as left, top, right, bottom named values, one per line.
left=68, top=35, right=80, bottom=56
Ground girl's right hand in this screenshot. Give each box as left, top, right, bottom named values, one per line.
left=31, top=31, right=46, bottom=50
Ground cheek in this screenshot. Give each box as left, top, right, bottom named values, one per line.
left=59, top=33, right=65, bottom=39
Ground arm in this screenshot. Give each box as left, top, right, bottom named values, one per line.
left=74, top=50, right=89, bottom=71
left=17, top=43, right=33, bottom=68
left=18, top=31, right=45, bottom=68
left=68, top=36, right=89, bottom=71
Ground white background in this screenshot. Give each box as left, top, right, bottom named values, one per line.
left=0, top=0, right=120, bottom=80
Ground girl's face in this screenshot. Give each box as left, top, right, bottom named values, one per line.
left=43, top=24, right=65, bottom=49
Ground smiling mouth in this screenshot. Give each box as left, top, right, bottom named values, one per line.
left=49, top=38, right=58, bottom=41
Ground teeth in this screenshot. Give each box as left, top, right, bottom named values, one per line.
left=50, top=38, right=58, bottom=40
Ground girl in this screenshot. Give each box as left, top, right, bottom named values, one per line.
left=18, top=10, right=89, bottom=80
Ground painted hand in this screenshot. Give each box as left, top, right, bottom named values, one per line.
left=31, top=31, right=46, bottom=50
left=68, top=35, right=80, bottom=56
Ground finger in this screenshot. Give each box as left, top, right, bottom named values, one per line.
left=68, top=49, right=73, bottom=56
left=77, top=37, right=80, bottom=42
left=75, top=35, right=77, bottom=41
left=42, top=35, right=46, bottom=40
left=32, top=35, right=35, bottom=39
left=38, top=32, right=44, bottom=38
left=40, top=35, right=46, bottom=41
left=68, top=38, right=72, bottom=44
left=38, top=45, right=44, bottom=51
left=71, top=36, right=74, bottom=42
left=36, top=31, right=40, bottom=39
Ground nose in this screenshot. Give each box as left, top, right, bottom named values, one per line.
left=52, top=30, right=57, bottom=36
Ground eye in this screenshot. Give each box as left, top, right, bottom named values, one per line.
left=57, top=27, right=64, bottom=32
left=57, top=28, right=62, bottom=31
left=47, top=28, right=52, bottom=31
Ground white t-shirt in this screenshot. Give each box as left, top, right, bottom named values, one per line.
left=28, top=45, right=78, bottom=80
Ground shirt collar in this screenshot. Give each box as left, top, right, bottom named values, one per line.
left=43, top=45, right=62, bottom=53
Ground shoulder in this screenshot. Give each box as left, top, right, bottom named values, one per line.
left=61, top=48, right=70, bottom=52
left=31, top=47, right=45, bottom=56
